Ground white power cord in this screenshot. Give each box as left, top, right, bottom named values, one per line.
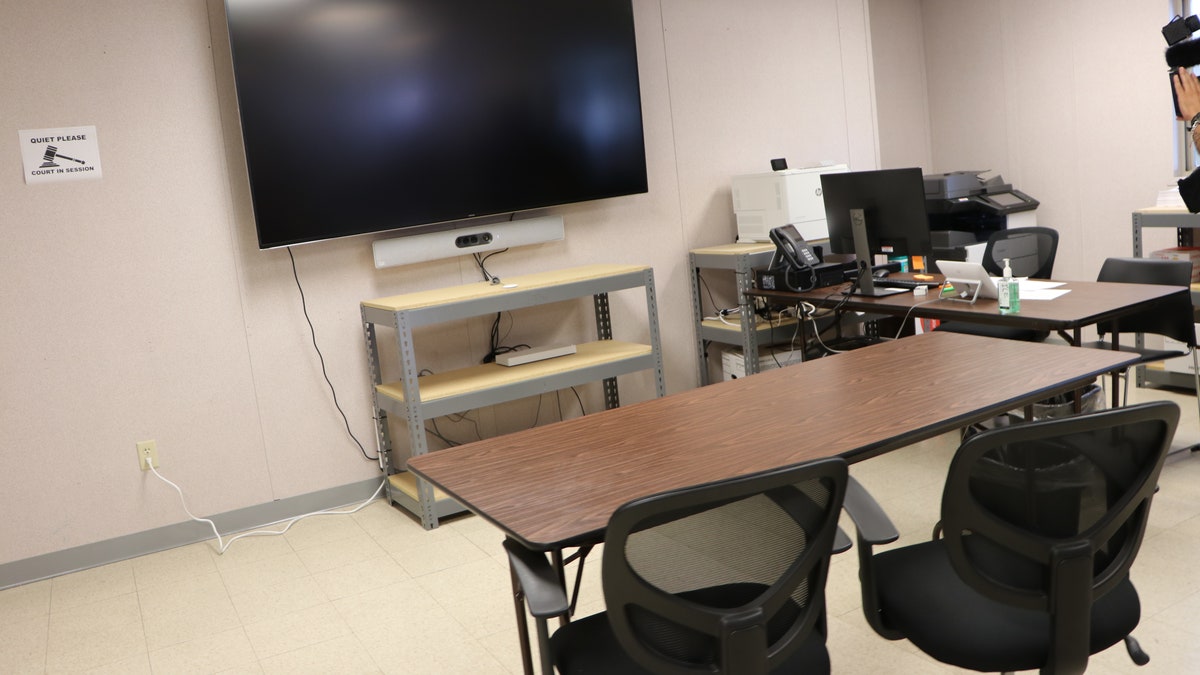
left=146, top=458, right=387, bottom=554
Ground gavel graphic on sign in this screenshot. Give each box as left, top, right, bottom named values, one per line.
left=39, top=145, right=85, bottom=168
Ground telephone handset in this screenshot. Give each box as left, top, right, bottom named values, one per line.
left=769, top=225, right=820, bottom=271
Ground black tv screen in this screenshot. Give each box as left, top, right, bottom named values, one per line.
left=223, top=0, right=648, bottom=249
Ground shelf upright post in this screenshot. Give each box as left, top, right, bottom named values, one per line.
left=643, top=268, right=666, bottom=397
left=592, top=291, right=620, bottom=409
left=361, top=311, right=391, bottom=473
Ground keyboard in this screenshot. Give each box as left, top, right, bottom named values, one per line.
left=872, top=278, right=941, bottom=290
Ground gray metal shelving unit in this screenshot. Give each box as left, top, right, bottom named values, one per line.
left=1131, top=207, right=1200, bottom=389
left=689, top=243, right=799, bottom=385
left=361, top=263, right=665, bottom=529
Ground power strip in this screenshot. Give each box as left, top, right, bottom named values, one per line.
left=496, top=344, right=577, bottom=366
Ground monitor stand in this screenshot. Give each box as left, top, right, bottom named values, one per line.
left=844, top=208, right=906, bottom=297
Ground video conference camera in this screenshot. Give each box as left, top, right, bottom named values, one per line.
left=1165, top=15, right=1200, bottom=213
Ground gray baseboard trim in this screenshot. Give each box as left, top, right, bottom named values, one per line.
left=0, top=476, right=388, bottom=591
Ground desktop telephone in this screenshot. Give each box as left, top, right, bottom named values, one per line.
left=759, top=225, right=848, bottom=292
left=769, top=225, right=820, bottom=271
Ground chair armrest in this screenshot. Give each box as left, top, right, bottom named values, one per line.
left=502, top=539, right=571, bottom=619
left=844, top=476, right=905, bottom=641
left=833, top=526, right=852, bottom=554
left=843, top=476, right=899, bottom=546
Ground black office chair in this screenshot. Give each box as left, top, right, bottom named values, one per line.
left=504, top=457, right=850, bottom=674
left=935, top=226, right=1059, bottom=341
left=1082, top=257, right=1200, bottom=421
left=844, top=401, right=1180, bottom=675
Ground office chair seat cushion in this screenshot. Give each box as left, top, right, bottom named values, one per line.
left=550, top=583, right=830, bottom=674
left=934, top=320, right=1048, bottom=342
left=872, top=539, right=1139, bottom=673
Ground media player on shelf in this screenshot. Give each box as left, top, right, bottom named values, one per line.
left=495, top=345, right=578, bottom=367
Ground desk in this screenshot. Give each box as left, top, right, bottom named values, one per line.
left=408, top=332, right=1135, bottom=673
left=751, top=278, right=1189, bottom=409
left=409, top=332, right=1134, bottom=549
left=749, top=278, right=1187, bottom=348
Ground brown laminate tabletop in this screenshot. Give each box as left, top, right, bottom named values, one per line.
left=407, top=331, right=1137, bottom=551
left=749, top=278, right=1187, bottom=340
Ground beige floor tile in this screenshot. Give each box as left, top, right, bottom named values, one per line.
left=49, top=559, right=135, bottom=613
left=147, top=626, right=258, bottom=674
left=79, top=652, right=152, bottom=675
left=362, top=608, right=507, bottom=675
left=475, top=628, right=529, bottom=675
left=243, top=602, right=352, bottom=660
left=0, top=578, right=50, bottom=627
left=416, top=557, right=515, bottom=639
left=208, top=531, right=297, bottom=571
left=311, top=554, right=411, bottom=601
left=258, top=634, right=381, bottom=675
left=131, top=542, right=219, bottom=590
left=229, top=574, right=329, bottom=626
left=217, top=551, right=310, bottom=597
left=384, top=530, right=492, bottom=578
left=0, top=613, right=49, bottom=673
left=138, top=571, right=242, bottom=651
left=45, top=593, right=145, bottom=673
left=349, top=499, right=413, bottom=536
left=333, top=579, right=445, bottom=643
left=294, top=531, right=388, bottom=574
left=281, top=512, right=369, bottom=551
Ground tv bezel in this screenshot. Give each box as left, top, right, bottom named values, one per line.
left=218, top=0, right=649, bottom=251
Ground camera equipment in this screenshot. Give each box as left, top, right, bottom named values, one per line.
left=1165, top=14, right=1200, bottom=46
left=1168, top=14, right=1200, bottom=213
left=1165, top=15, right=1200, bottom=117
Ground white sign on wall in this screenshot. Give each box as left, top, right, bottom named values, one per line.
left=18, top=126, right=103, bottom=184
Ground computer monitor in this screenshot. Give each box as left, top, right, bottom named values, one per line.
left=820, top=167, right=932, bottom=296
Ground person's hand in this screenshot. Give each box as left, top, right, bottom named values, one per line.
left=1175, top=68, right=1200, bottom=122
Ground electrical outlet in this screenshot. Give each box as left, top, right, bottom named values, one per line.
left=136, top=440, right=159, bottom=470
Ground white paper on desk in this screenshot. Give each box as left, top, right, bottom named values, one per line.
left=1021, top=289, right=1071, bottom=300
left=1019, top=279, right=1065, bottom=290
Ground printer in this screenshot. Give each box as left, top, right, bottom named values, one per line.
left=732, top=164, right=848, bottom=243
left=924, top=171, right=1039, bottom=263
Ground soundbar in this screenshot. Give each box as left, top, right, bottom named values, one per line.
left=373, top=215, right=565, bottom=269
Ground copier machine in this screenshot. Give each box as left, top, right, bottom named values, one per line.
left=924, top=171, right=1039, bottom=264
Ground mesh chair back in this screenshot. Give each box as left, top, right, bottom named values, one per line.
left=982, top=227, right=1059, bottom=278
left=601, top=457, right=848, bottom=675
left=1095, top=257, right=1196, bottom=347
left=940, top=402, right=1177, bottom=614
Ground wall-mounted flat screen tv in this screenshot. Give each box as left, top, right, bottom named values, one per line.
left=222, top=0, right=648, bottom=250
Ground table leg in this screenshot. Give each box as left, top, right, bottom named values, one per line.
left=1110, top=333, right=1122, bottom=409
left=508, top=563, right=536, bottom=675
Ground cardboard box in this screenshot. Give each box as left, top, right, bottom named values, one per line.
left=1149, top=248, right=1200, bottom=282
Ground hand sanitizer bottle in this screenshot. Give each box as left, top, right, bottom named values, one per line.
left=999, top=258, right=1020, bottom=314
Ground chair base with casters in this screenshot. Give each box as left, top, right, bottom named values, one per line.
left=844, top=401, right=1180, bottom=675
left=505, top=457, right=851, bottom=675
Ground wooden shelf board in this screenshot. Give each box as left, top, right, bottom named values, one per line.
left=362, top=263, right=648, bottom=312
left=376, top=340, right=651, bottom=404
left=690, top=242, right=777, bottom=256
left=699, top=316, right=799, bottom=334
left=389, top=472, right=451, bottom=502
